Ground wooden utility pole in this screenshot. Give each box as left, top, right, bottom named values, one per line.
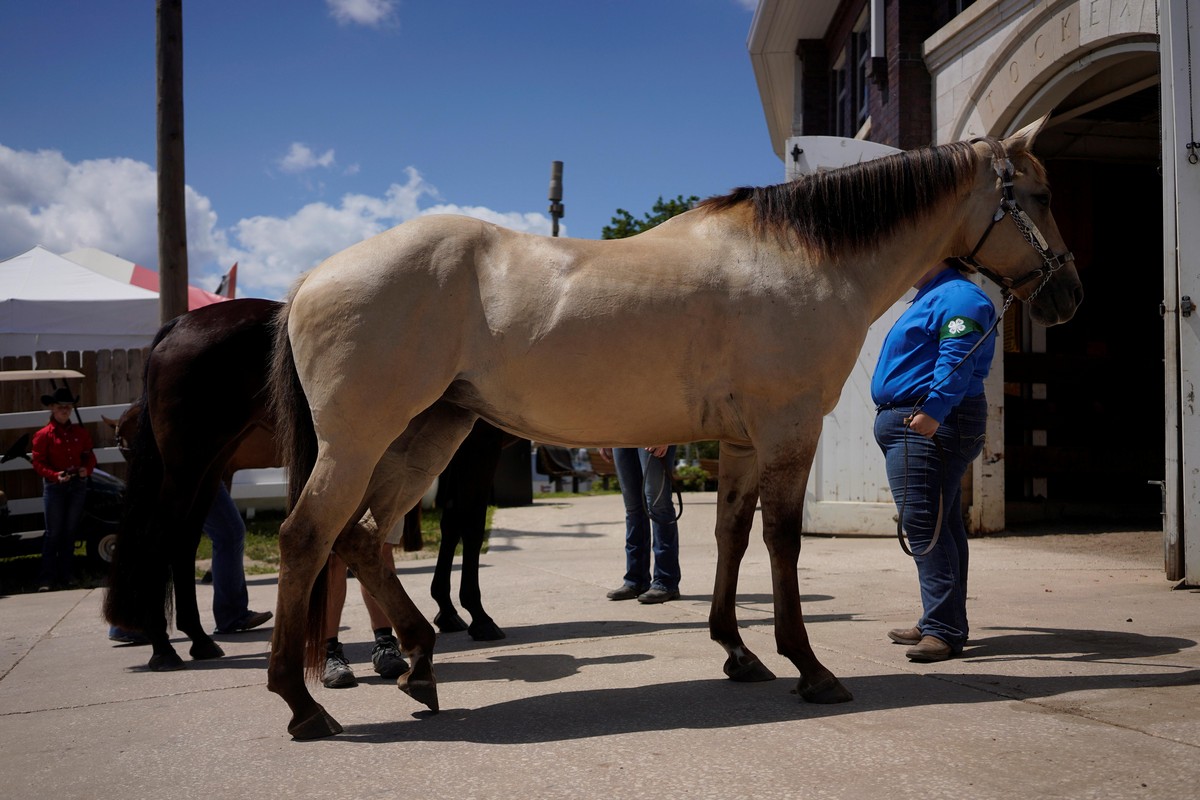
left=156, top=0, right=188, bottom=323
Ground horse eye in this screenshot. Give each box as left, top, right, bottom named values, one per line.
left=1033, top=193, right=1051, bottom=208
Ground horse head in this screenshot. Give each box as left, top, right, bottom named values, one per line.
left=102, top=403, right=141, bottom=462
left=959, top=116, right=1083, bottom=326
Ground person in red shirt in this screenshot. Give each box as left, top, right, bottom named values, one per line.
left=31, top=387, right=97, bottom=591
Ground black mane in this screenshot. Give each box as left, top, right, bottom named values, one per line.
left=699, top=140, right=981, bottom=256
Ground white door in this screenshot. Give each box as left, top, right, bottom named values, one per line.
left=1159, top=0, right=1200, bottom=582
left=783, top=136, right=909, bottom=534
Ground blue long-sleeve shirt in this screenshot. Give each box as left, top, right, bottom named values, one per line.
left=870, top=268, right=996, bottom=423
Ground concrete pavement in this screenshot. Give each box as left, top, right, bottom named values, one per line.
left=1, top=492, right=1197, bottom=799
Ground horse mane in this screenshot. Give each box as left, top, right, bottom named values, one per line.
left=698, top=140, right=981, bottom=257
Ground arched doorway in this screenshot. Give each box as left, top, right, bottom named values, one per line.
left=1005, top=49, right=1163, bottom=527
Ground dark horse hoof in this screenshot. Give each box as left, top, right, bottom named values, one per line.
left=148, top=652, right=185, bottom=672
left=289, top=706, right=344, bottom=740
left=467, top=618, right=506, bottom=642
left=723, top=652, right=777, bottom=683
left=190, top=639, right=225, bottom=661
left=433, top=610, right=468, bottom=633
left=398, top=674, right=440, bottom=713
left=798, top=675, right=853, bottom=704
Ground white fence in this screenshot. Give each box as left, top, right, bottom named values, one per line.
left=0, top=403, right=287, bottom=515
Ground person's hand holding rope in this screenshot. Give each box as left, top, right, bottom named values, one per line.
left=903, top=412, right=940, bottom=438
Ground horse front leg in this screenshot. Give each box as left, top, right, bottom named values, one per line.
left=757, top=437, right=852, bottom=705
left=431, top=514, right=468, bottom=633
left=709, top=442, right=775, bottom=682
left=458, top=503, right=503, bottom=641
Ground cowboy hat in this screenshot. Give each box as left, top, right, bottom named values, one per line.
left=41, top=387, right=79, bottom=406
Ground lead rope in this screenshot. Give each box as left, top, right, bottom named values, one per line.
left=645, top=450, right=685, bottom=522
left=895, top=290, right=1014, bottom=558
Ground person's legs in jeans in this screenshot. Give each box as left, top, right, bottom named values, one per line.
left=40, top=479, right=85, bottom=587
left=206, top=484, right=251, bottom=631
left=874, top=399, right=985, bottom=652
left=640, top=446, right=680, bottom=592
left=613, top=447, right=651, bottom=591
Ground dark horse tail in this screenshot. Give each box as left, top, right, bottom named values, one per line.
left=102, top=317, right=181, bottom=633
left=268, top=284, right=329, bottom=680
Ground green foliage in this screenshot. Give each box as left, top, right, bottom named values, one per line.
left=673, top=464, right=711, bottom=492
left=601, top=194, right=700, bottom=239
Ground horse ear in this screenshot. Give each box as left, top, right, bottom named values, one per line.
left=101, top=415, right=118, bottom=430
left=1004, top=114, right=1051, bottom=155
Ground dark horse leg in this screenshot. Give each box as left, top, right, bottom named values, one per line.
left=431, top=420, right=506, bottom=640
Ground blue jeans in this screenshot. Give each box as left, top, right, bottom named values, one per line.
left=613, top=446, right=680, bottom=592
left=39, top=477, right=87, bottom=586
left=206, top=484, right=251, bottom=631
left=874, top=395, right=987, bottom=652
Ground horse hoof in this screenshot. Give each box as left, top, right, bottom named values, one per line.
left=288, top=707, right=343, bottom=740
left=798, top=676, right=853, bottom=704
left=433, top=610, right=468, bottom=633
left=190, top=640, right=225, bottom=660
left=467, top=619, right=506, bottom=641
left=148, top=652, right=185, bottom=672
left=723, top=653, right=776, bottom=683
left=398, top=678, right=440, bottom=713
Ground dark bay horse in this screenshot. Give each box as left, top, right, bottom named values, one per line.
left=266, top=119, right=1082, bottom=739
left=102, top=299, right=508, bottom=672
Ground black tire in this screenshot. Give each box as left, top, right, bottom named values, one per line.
left=86, top=528, right=119, bottom=569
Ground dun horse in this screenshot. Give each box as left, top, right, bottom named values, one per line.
left=268, top=119, right=1082, bottom=739
left=103, top=299, right=512, bottom=672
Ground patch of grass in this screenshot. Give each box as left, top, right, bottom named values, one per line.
left=534, top=487, right=621, bottom=499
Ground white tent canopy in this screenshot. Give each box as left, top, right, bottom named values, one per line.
left=0, top=245, right=161, bottom=356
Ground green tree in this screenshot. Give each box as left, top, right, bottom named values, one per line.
left=601, top=194, right=700, bottom=239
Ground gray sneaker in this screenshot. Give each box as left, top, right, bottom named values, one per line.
left=371, top=635, right=408, bottom=679
left=322, top=645, right=357, bottom=688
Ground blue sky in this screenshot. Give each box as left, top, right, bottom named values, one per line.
left=0, top=0, right=783, bottom=299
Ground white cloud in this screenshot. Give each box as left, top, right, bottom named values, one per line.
left=0, top=143, right=227, bottom=284
left=734, top=0, right=759, bottom=11
left=326, top=0, right=398, bottom=28
left=0, top=145, right=556, bottom=301
left=279, top=142, right=336, bottom=173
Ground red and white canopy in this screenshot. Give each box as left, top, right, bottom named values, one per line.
left=62, top=248, right=233, bottom=309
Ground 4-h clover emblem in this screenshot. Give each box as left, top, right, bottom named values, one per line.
left=947, top=318, right=966, bottom=335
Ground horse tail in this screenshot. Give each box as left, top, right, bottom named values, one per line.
left=102, top=319, right=181, bottom=632
left=267, top=280, right=328, bottom=679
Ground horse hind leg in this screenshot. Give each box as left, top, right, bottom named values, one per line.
left=709, top=442, right=775, bottom=683
left=351, top=402, right=482, bottom=709
left=431, top=520, right=468, bottom=633
left=161, top=473, right=224, bottom=662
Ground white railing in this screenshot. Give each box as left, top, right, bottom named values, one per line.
left=0, top=403, right=287, bottom=514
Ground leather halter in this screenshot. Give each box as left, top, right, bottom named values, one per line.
left=956, top=139, right=1074, bottom=299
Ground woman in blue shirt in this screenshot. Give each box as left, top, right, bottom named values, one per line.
left=872, top=260, right=996, bottom=662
